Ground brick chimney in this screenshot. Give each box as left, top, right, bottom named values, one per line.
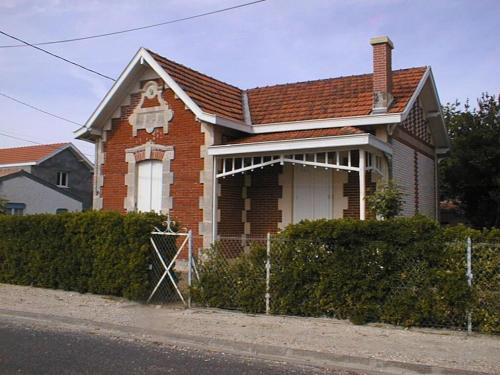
left=370, top=36, right=394, bottom=113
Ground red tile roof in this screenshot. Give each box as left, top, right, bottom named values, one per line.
left=148, top=50, right=244, bottom=122
left=0, top=143, right=68, bottom=166
left=149, top=50, right=427, bottom=126
left=247, top=68, right=427, bottom=124
left=228, top=126, right=364, bottom=144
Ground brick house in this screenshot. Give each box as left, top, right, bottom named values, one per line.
left=76, top=36, right=449, bottom=247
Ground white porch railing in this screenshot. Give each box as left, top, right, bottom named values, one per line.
left=216, top=149, right=384, bottom=179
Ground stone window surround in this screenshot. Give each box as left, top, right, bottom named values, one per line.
left=124, top=141, right=174, bottom=214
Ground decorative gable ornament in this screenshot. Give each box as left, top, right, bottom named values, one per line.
left=129, top=81, right=174, bottom=136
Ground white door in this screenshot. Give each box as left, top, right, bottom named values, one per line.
left=293, top=166, right=332, bottom=223
left=137, top=160, right=163, bottom=213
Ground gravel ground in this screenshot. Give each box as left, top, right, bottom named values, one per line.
left=0, top=283, right=498, bottom=373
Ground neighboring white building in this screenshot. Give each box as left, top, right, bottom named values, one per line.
left=0, top=170, right=82, bottom=215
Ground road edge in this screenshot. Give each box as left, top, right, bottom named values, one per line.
left=0, top=308, right=490, bottom=375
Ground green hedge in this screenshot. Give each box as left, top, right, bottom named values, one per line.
left=193, top=217, right=499, bottom=333
left=443, top=225, right=500, bottom=333
left=0, top=211, right=164, bottom=301
left=191, top=242, right=266, bottom=313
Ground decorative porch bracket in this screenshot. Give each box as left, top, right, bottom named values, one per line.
left=215, top=149, right=384, bottom=179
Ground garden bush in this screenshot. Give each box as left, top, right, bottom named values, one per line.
left=191, top=241, right=266, bottom=313
left=193, top=217, right=499, bottom=333
left=0, top=211, right=165, bottom=301
left=443, top=225, right=499, bottom=333
left=272, top=216, right=471, bottom=326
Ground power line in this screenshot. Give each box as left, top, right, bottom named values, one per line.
left=0, top=30, right=115, bottom=81
left=0, top=131, right=94, bottom=159
left=0, top=0, right=266, bottom=48
left=0, top=92, right=83, bottom=127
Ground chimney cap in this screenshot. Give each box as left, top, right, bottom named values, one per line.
left=370, top=35, right=394, bottom=49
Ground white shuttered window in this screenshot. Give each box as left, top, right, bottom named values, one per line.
left=293, top=166, right=332, bottom=223
left=137, top=160, right=163, bottom=213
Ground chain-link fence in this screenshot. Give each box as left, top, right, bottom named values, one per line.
left=467, top=241, right=499, bottom=333
left=190, top=235, right=499, bottom=334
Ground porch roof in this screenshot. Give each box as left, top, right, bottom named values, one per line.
left=208, top=132, right=392, bottom=156
left=226, top=126, right=363, bottom=145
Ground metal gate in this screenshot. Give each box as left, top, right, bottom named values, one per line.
left=147, top=218, right=194, bottom=306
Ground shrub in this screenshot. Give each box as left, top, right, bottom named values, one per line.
left=365, top=180, right=403, bottom=219
left=193, top=217, right=499, bottom=333
left=0, top=196, right=6, bottom=214
left=0, top=211, right=166, bottom=301
left=443, top=225, right=500, bottom=333
left=191, top=241, right=266, bottom=313
left=273, top=216, right=470, bottom=326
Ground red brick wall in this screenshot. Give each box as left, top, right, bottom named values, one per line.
left=343, top=171, right=377, bottom=219
left=101, top=81, right=205, bottom=240
left=247, top=165, right=282, bottom=237
left=218, top=175, right=244, bottom=237
left=372, top=42, right=392, bottom=95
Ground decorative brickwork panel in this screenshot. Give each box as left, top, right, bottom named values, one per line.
left=101, top=79, right=205, bottom=245
left=343, top=172, right=376, bottom=219
left=218, top=175, right=245, bottom=237
left=247, top=165, right=282, bottom=236
left=401, top=100, right=432, bottom=144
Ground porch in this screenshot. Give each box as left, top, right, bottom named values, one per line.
left=207, top=132, right=392, bottom=240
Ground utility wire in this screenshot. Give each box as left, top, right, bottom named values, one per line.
left=0, top=92, right=83, bottom=127
left=0, top=131, right=94, bottom=158
left=0, top=30, right=116, bottom=81
left=0, top=0, right=266, bottom=48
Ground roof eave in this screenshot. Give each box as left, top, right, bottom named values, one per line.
left=208, top=133, right=392, bottom=156
left=247, top=113, right=402, bottom=134
left=0, top=162, right=36, bottom=168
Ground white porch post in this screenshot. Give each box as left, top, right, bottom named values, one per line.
left=359, top=149, right=366, bottom=220
left=212, top=156, right=218, bottom=243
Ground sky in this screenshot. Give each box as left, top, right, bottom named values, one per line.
left=0, top=0, right=499, bottom=160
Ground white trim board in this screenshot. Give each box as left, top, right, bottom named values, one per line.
left=207, top=134, right=392, bottom=156
left=0, top=162, right=36, bottom=168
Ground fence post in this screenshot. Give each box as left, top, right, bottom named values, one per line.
left=265, top=232, right=271, bottom=315
left=188, top=229, right=193, bottom=309
left=466, top=236, right=473, bottom=334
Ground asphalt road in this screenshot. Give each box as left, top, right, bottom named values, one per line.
left=0, top=321, right=341, bottom=375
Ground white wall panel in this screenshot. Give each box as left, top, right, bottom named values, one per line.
left=392, top=140, right=415, bottom=216
left=417, top=153, right=436, bottom=218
